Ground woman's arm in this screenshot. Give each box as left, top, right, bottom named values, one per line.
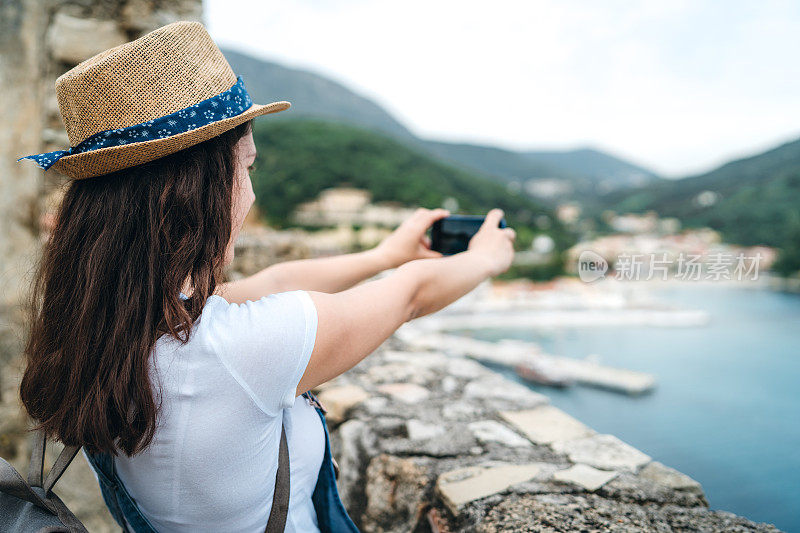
left=296, top=208, right=515, bottom=395
left=221, top=248, right=392, bottom=300
left=217, top=208, right=450, bottom=303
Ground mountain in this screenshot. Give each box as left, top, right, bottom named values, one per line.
left=222, top=47, right=659, bottom=198
left=222, top=48, right=414, bottom=140
left=420, top=140, right=565, bottom=184
left=249, top=119, right=572, bottom=279
left=523, top=148, right=658, bottom=190
left=607, top=136, right=800, bottom=273
left=423, top=142, right=659, bottom=198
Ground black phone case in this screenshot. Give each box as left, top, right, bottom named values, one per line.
left=430, top=215, right=507, bottom=256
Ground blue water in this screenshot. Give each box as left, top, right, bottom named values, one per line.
left=467, top=286, right=800, bottom=532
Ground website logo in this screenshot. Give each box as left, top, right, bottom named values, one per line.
left=578, top=250, right=608, bottom=282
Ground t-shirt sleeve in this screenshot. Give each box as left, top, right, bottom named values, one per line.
left=203, top=289, right=318, bottom=417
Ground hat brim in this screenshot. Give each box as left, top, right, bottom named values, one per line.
left=51, top=101, right=290, bottom=180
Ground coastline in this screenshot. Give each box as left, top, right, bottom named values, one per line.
left=0, top=293, right=786, bottom=531
left=0, top=276, right=792, bottom=530
left=319, top=334, right=783, bottom=532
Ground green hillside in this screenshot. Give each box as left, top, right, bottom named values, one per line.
left=223, top=47, right=659, bottom=199
left=608, top=136, right=800, bottom=275
left=421, top=140, right=567, bottom=184
left=249, top=119, right=573, bottom=278
left=523, top=148, right=657, bottom=190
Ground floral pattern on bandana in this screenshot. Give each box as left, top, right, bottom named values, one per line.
left=17, top=75, right=254, bottom=171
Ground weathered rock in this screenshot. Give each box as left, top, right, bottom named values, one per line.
left=42, top=127, right=70, bottom=147
left=366, top=362, right=435, bottom=385
left=551, top=433, right=652, bottom=472
left=600, top=471, right=708, bottom=508
left=376, top=382, right=430, bottom=403
left=47, top=12, right=128, bottom=65
left=640, top=460, right=703, bottom=491
left=445, top=357, right=487, bottom=379
left=463, top=374, right=548, bottom=408
left=1, top=4, right=203, bottom=533
left=383, top=426, right=479, bottom=458
left=500, top=405, right=595, bottom=445
left=0, top=403, right=25, bottom=458
left=440, top=375, right=459, bottom=393
left=441, top=402, right=481, bottom=421
left=330, top=419, right=373, bottom=518
left=381, top=349, right=452, bottom=369
left=406, top=419, right=445, bottom=441
left=467, top=420, right=532, bottom=448
left=551, top=463, right=618, bottom=491
left=120, top=0, right=202, bottom=33
left=362, top=454, right=431, bottom=532
left=357, top=395, right=391, bottom=416
left=316, top=384, right=369, bottom=424
left=0, top=0, right=46, bottom=310
left=436, top=462, right=542, bottom=515
left=477, top=493, right=781, bottom=533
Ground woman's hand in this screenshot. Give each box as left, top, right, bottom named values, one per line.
left=301, top=208, right=509, bottom=394
left=467, top=208, right=516, bottom=277
left=373, top=207, right=450, bottom=269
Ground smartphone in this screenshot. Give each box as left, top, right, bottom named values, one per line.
left=430, top=214, right=507, bottom=256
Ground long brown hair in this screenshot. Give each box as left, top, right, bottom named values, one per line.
left=20, top=120, right=253, bottom=456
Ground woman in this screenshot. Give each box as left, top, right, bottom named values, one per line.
left=17, top=21, right=515, bottom=533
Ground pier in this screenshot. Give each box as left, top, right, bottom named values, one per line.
left=396, top=328, right=657, bottom=395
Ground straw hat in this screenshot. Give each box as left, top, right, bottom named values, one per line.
left=17, top=20, right=290, bottom=180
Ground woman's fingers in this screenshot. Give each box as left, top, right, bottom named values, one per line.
left=480, top=208, right=505, bottom=232
left=413, top=207, right=450, bottom=230
left=420, top=248, right=444, bottom=259
left=418, top=233, right=443, bottom=258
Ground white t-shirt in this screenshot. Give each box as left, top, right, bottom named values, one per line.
left=110, top=290, right=324, bottom=533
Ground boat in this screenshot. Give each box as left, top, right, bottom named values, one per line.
left=513, top=361, right=574, bottom=388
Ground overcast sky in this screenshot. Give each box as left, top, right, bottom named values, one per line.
left=206, top=0, right=800, bottom=177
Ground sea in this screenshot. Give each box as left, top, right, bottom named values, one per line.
left=465, top=284, right=799, bottom=532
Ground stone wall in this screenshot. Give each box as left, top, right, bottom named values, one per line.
left=0, top=2, right=201, bottom=531
left=0, top=0, right=203, bottom=310
left=319, top=335, right=782, bottom=532
left=0, top=0, right=47, bottom=313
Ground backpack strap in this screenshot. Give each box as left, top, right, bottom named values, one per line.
left=25, top=426, right=289, bottom=529
left=43, top=444, right=81, bottom=493
left=0, top=430, right=68, bottom=515
left=26, top=430, right=82, bottom=494
left=28, top=429, right=46, bottom=487
left=265, top=422, right=290, bottom=533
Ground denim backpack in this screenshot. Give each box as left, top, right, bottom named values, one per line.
left=0, top=427, right=291, bottom=533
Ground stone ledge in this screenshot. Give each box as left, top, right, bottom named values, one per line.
left=552, top=463, right=619, bottom=491
left=316, top=384, right=369, bottom=424
left=324, top=337, right=782, bottom=532
left=437, top=462, right=543, bottom=515
left=500, top=405, right=595, bottom=445
left=551, top=434, right=652, bottom=473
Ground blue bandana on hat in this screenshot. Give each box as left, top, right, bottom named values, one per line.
left=18, top=75, right=253, bottom=171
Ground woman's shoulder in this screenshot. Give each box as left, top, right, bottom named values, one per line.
left=177, top=290, right=315, bottom=331
left=190, top=290, right=318, bottom=416
left=198, top=290, right=316, bottom=330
